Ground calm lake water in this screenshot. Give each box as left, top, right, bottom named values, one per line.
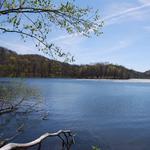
left=1, top=78, right=150, bottom=150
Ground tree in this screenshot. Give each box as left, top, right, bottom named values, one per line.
left=0, top=0, right=103, bottom=62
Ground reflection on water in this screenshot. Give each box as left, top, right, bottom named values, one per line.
left=0, top=79, right=42, bottom=143
left=1, top=78, right=150, bottom=150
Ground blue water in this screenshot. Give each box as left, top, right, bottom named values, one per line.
left=1, top=78, right=150, bottom=150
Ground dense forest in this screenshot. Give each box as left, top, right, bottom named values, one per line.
left=0, top=46, right=149, bottom=79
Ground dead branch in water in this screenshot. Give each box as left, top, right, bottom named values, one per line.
left=0, top=130, right=75, bottom=150
left=0, top=98, right=25, bottom=115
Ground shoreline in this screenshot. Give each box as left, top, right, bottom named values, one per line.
left=0, top=77, right=150, bottom=83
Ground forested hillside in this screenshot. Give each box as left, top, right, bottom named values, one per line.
left=0, top=46, right=149, bottom=79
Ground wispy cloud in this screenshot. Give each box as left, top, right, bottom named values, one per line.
left=103, top=2, right=150, bottom=26
left=103, top=40, right=131, bottom=53
left=103, top=2, right=150, bottom=21
left=74, top=39, right=132, bottom=65
left=90, top=40, right=132, bottom=55
left=51, top=2, right=150, bottom=43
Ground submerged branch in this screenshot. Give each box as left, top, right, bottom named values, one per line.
left=0, top=98, right=25, bottom=116
left=0, top=124, right=24, bottom=148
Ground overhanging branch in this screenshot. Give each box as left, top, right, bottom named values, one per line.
left=0, top=7, right=59, bottom=15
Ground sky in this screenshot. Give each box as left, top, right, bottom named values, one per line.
left=0, top=0, right=150, bottom=72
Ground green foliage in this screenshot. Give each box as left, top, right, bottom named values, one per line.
left=0, top=0, right=103, bottom=62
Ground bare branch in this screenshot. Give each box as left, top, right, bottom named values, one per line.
left=0, top=97, right=25, bottom=115
left=0, top=130, right=75, bottom=150
left=0, top=7, right=60, bottom=15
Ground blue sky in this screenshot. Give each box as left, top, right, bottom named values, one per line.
left=0, top=0, right=150, bottom=72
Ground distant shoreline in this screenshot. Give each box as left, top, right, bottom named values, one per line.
left=1, top=77, right=150, bottom=83
left=1, top=46, right=150, bottom=79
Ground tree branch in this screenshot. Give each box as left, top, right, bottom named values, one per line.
left=0, top=130, right=74, bottom=150
left=0, top=7, right=95, bottom=27
left=0, top=1, right=103, bottom=61
left=0, top=27, right=57, bottom=57
left=0, top=97, right=25, bottom=115
left=0, top=7, right=60, bottom=15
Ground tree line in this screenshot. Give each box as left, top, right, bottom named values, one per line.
left=0, top=47, right=148, bottom=79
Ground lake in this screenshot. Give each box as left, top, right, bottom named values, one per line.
left=1, top=78, right=150, bottom=150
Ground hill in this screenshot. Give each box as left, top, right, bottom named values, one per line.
left=0, top=46, right=149, bottom=79
left=145, top=70, right=150, bottom=76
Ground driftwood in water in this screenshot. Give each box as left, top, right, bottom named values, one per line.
left=0, top=130, right=75, bottom=150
